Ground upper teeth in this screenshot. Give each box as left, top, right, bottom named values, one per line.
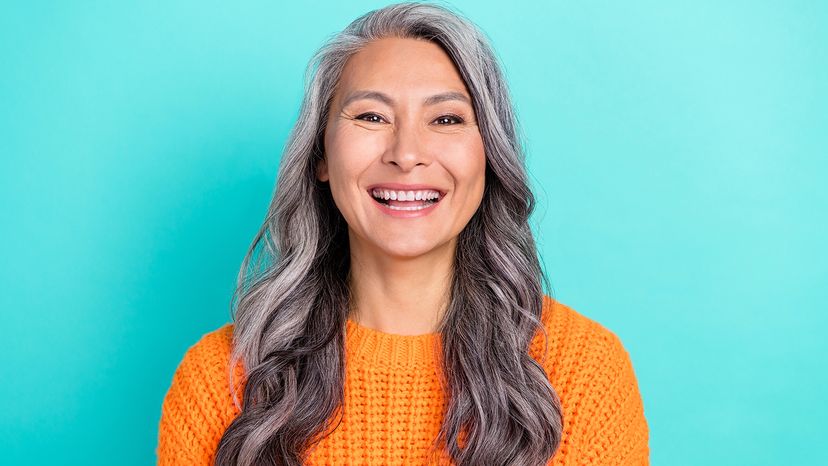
left=371, top=189, right=440, bottom=201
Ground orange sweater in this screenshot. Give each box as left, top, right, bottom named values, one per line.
left=157, top=295, right=649, bottom=465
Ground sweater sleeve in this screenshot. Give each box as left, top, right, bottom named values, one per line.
left=156, top=325, right=241, bottom=466
left=576, top=328, right=650, bottom=465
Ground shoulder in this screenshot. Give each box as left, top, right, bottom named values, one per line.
left=183, top=323, right=235, bottom=365
left=531, top=294, right=627, bottom=360
left=532, top=295, right=650, bottom=462
left=531, top=294, right=637, bottom=388
left=169, top=323, right=237, bottom=386
left=161, top=322, right=240, bottom=408
left=157, top=323, right=242, bottom=464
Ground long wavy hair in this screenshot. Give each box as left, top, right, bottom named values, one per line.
left=214, top=2, right=563, bottom=464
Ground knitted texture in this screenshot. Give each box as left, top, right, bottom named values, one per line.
left=157, top=295, right=649, bottom=465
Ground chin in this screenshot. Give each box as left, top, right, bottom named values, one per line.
left=376, top=238, right=442, bottom=259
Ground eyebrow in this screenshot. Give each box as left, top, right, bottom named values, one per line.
left=340, top=90, right=472, bottom=108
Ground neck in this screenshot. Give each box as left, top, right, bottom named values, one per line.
left=348, top=234, right=455, bottom=336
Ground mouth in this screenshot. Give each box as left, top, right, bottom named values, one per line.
left=366, top=187, right=446, bottom=209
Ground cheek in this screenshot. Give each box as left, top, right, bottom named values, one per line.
left=443, top=135, right=486, bottom=194
left=323, top=126, right=384, bottom=213
left=325, top=127, right=380, bottom=185
left=326, top=126, right=385, bottom=173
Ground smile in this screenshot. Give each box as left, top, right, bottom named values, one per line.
left=367, top=188, right=445, bottom=218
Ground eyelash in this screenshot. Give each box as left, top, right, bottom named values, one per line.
left=355, top=113, right=465, bottom=125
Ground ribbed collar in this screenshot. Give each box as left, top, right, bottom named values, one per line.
left=345, top=317, right=442, bottom=368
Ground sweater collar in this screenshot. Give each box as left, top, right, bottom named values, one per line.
left=345, top=317, right=442, bottom=368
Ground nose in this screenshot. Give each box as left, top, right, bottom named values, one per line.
left=381, top=119, right=430, bottom=171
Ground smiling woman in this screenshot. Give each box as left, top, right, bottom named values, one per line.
left=157, top=2, right=649, bottom=465
left=319, top=36, right=486, bottom=264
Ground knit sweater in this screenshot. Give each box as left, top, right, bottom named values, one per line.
left=157, top=295, right=649, bottom=465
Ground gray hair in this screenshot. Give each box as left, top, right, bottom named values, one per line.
left=214, top=2, right=563, bottom=464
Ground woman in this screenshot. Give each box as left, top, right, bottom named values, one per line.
left=157, top=2, right=649, bottom=465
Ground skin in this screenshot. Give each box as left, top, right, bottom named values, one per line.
left=317, top=37, right=486, bottom=335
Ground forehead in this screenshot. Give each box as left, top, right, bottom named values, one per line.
left=336, top=37, right=470, bottom=100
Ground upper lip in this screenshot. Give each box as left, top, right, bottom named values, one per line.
left=366, top=183, right=447, bottom=196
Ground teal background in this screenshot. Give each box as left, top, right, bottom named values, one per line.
left=2, top=1, right=825, bottom=464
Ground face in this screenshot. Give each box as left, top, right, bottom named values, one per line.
left=318, top=37, right=486, bottom=259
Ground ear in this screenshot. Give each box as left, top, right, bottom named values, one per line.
left=316, top=156, right=329, bottom=182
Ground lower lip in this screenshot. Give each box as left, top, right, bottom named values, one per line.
left=368, top=193, right=443, bottom=218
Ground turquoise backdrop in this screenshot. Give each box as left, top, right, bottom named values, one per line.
left=2, top=1, right=825, bottom=464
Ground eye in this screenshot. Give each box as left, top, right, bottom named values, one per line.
left=434, top=114, right=464, bottom=125
left=354, top=113, right=465, bottom=125
left=354, top=113, right=387, bottom=124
